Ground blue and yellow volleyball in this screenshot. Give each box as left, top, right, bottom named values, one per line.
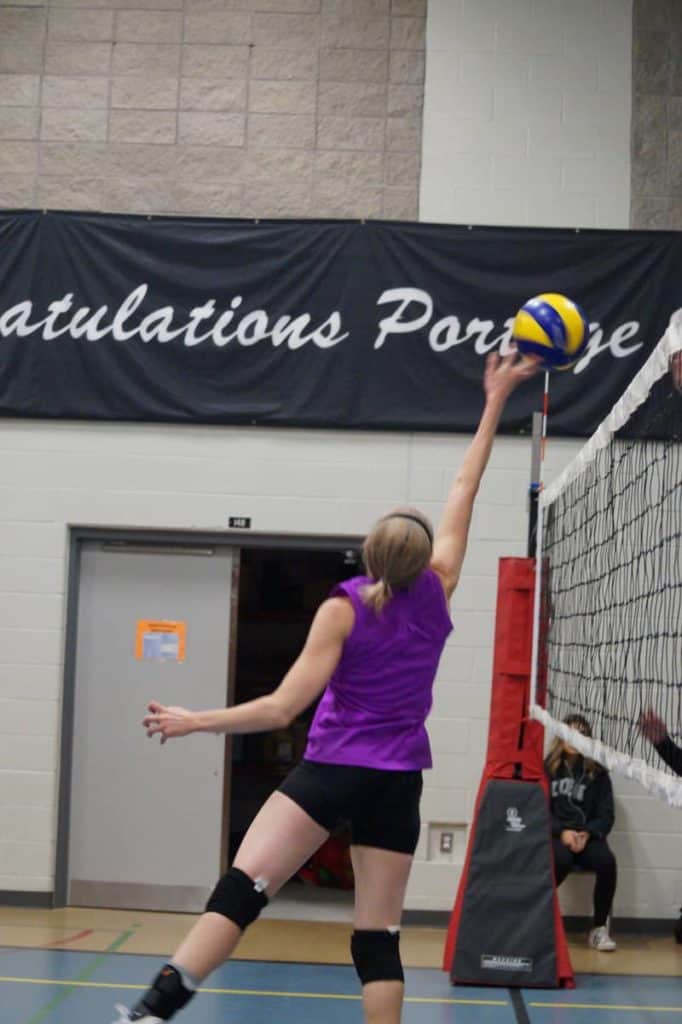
left=512, top=293, right=589, bottom=371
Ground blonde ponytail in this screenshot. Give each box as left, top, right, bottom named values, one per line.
left=361, top=578, right=393, bottom=613
left=360, top=505, right=433, bottom=615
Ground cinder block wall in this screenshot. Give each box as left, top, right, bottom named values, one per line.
left=630, top=0, right=682, bottom=228
left=0, top=0, right=425, bottom=219
left=421, top=0, right=632, bottom=227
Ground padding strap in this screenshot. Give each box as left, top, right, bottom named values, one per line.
left=133, top=963, right=194, bottom=1020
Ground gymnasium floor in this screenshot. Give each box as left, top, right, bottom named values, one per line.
left=1, top=903, right=681, bottom=1024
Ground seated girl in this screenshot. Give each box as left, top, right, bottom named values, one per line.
left=545, top=714, right=617, bottom=952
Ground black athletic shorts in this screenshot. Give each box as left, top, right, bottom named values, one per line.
left=278, top=759, right=423, bottom=855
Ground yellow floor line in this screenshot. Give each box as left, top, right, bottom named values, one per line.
left=5, top=974, right=680, bottom=1012
left=0, top=975, right=508, bottom=1005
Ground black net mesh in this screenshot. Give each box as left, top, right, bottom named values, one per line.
left=541, top=358, right=681, bottom=783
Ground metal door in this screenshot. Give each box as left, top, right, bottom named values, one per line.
left=67, top=543, right=234, bottom=912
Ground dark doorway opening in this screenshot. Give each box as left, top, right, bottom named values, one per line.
left=229, top=545, right=361, bottom=890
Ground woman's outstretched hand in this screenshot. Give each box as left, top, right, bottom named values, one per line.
left=638, top=709, right=668, bottom=744
left=484, top=350, right=541, bottom=405
left=143, top=700, right=197, bottom=744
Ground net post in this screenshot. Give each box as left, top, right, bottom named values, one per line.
left=529, top=374, right=550, bottom=711
left=521, top=411, right=545, bottom=755
left=527, top=410, right=544, bottom=558
left=529, top=497, right=544, bottom=711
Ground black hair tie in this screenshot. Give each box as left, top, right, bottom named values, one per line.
left=383, top=513, right=433, bottom=545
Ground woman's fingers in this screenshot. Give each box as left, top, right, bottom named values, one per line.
left=144, top=700, right=169, bottom=740
left=512, top=351, right=541, bottom=374
left=490, top=350, right=540, bottom=379
left=144, top=709, right=168, bottom=737
left=142, top=702, right=192, bottom=743
left=639, top=709, right=666, bottom=741
left=146, top=718, right=169, bottom=743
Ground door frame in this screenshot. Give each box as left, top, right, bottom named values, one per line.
left=55, top=526, right=362, bottom=908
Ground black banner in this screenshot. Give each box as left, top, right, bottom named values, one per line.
left=1, top=211, right=680, bottom=437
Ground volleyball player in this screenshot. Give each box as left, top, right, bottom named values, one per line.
left=113, top=351, right=539, bottom=1024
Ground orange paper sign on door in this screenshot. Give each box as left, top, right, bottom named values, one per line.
left=135, top=620, right=186, bottom=662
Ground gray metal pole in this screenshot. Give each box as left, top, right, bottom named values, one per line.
left=527, top=410, right=544, bottom=557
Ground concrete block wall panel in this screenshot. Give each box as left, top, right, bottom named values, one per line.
left=0, top=0, right=425, bottom=218
left=630, top=0, right=682, bottom=228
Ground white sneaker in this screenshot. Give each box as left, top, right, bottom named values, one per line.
left=588, top=926, right=616, bottom=951
left=111, top=1006, right=163, bottom=1024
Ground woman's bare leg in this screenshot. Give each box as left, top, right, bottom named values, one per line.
left=171, top=791, right=329, bottom=980
left=351, top=845, right=413, bottom=1024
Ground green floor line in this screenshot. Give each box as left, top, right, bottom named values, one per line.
left=21, top=926, right=137, bottom=1024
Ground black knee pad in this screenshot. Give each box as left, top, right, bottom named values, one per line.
left=351, top=929, right=404, bottom=985
left=133, top=964, right=194, bottom=1020
left=205, top=866, right=269, bottom=930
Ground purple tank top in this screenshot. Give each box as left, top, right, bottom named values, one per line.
left=304, top=569, right=452, bottom=770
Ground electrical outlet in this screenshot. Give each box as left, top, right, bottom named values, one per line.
left=440, top=831, right=453, bottom=854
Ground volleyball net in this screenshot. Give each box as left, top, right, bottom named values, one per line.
left=530, top=310, right=682, bottom=806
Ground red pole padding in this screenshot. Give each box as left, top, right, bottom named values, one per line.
left=442, top=557, right=574, bottom=988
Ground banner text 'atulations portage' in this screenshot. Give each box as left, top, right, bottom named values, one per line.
left=0, top=213, right=679, bottom=436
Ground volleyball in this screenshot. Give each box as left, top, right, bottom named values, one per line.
left=512, top=293, right=589, bottom=370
